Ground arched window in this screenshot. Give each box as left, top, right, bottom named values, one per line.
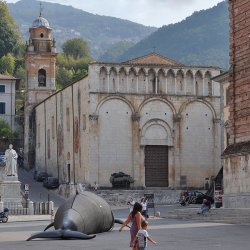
left=38, top=69, right=46, bottom=87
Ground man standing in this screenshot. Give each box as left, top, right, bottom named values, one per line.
left=4, top=144, right=18, bottom=176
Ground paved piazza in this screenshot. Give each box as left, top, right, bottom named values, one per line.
left=0, top=216, right=249, bottom=250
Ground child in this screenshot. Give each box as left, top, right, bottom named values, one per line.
left=135, top=220, right=157, bottom=250
left=127, top=196, right=135, bottom=212
left=140, top=197, right=149, bottom=219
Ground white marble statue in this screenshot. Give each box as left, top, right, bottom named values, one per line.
left=4, top=144, right=18, bottom=176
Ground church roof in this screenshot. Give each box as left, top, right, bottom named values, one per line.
left=32, top=16, right=50, bottom=28
left=122, top=53, right=185, bottom=66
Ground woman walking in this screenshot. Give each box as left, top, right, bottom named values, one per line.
left=119, top=202, right=144, bottom=250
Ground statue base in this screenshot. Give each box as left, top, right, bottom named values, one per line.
left=0, top=176, right=22, bottom=203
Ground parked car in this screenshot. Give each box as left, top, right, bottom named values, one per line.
left=0, top=154, right=5, bottom=167
left=179, top=190, right=214, bottom=205
left=34, top=171, right=49, bottom=182
left=43, top=177, right=59, bottom=189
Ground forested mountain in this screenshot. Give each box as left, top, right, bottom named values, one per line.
left=7, top=0, right=156, bottom=59
left=115, top=1, right=229, bottom=69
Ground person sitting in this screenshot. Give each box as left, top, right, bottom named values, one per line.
left=197, top=198, right=211, bottom=215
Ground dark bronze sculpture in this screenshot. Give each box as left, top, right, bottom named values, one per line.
left=110, top=171, right=134, bottom=188
left=27, top=191, right=124, bottom=241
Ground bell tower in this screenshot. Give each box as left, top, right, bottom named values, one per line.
left=24, top=7, right=56, bottom=169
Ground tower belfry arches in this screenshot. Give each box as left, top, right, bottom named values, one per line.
left=24, top=9, right=57, bottom=169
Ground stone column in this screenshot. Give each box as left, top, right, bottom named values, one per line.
left=146, top=74, right=148, bottom=94
left=184, top=76, right=187, bottom=95
left=174, top=76, right=177, bottom=94
left=107, top=73, right=110, bottom=93
left=131, top=112, right=141, bottom=187
left=117, top=73, right=120, bottom=92
left=136, top=75, right=139, bottom=93
left=155, top=76, right=158, bottom=94
left=165, top=77, right=168, bottom=94
left=202, top=77, right=205, bottom=96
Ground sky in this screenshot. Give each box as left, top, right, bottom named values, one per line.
left=6, top=0, right=225, bottom=27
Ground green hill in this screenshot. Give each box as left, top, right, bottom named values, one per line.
left=8, top=0, right=157, bottom=59
left=116, top=1, right=229, bottom=69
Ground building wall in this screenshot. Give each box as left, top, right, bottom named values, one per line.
left=35, top=57, right=222, bottom=190
left=222, top=0, right=250, bottom=208
left=0, top=79, right=16, bottom=130
left=87, top=63, right=221, bottom=188
left=229, top=0, right=250, bottom=143
left=35, top=77, right=89, bottom=186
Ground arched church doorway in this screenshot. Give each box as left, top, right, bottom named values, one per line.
left=144, top=145, right=168, bottom=187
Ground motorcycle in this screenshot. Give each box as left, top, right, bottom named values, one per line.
left=0, top=208, right=9, bottom=223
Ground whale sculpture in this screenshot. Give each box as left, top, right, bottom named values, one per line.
left=27, top=191, right=124, bottom=241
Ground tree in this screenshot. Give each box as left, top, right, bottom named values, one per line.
left=0, top=1, right=21, bottom=57
left=62, top=38, right=90, bottom=59
left=0, top=118, right=16, bottom=139
left=0, top=53, right=16, bottom=75
left=56, top=37, right=92, bottom=89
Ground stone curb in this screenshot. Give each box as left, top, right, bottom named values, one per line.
left=8, top=215, right=51, bottom=222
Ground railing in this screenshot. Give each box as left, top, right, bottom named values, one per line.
left=1, top=200, right=54, bottom=215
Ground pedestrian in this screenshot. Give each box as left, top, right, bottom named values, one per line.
left=94, top=181, right=98, bottom=191
left=127, top=196, right=135, bottom=212
left=197, top=198, right=211, bottom=215
left=119, top=202, right=145, bottom=250
left=140, top=197, right=149, bottom=219
left=136, top=220, right=157, bottom=250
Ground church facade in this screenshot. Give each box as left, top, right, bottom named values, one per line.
left=34, top=53, right=222, bottom=189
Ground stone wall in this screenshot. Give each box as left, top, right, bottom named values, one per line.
left=229, top=0, right=250, bottom=143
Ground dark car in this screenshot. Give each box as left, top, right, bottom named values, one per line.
left=34, top=171, right=49, bottom=182
left=0, top=154, right=5, bottom=167
left=43, top=177, right=59, bottom=189
left=180, top=190, right=214, bottom=205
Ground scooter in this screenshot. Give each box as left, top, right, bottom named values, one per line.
left=0, top=208, right=9, bottom=223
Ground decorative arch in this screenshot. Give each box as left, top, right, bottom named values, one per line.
left=195, top=70, right=203, bottom=96
left=158, top=69, right=165, bottom=94
left=186, top=70, right=194, bottom=95
left=166, top=69, right=175, bottom=94
left=95, top=95, right=135, bottom=114
left=179, top=99, right=217, bottom=119
left=97, top=97, right=134, bottom=184
left=204, top=71, right=212, bottom=96
left=99, top=66, right=108, bottom=92
left=138, top=68, right=146, bottom=93
left=176, top=70, right=184, bottom=94
left=119, top=67, right=127, bottom=93
left=140, top=119, right=173, bottom=146
left=109, top=67, right=117, bottom=92
left=119, top=67, right=127, bottom=74
left=138, top=97, right=176, bottom=115
left=128, top=67, right=137, bottom=93
left=148, top=69, right=157, bottom=94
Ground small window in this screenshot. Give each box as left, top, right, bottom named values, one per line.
left=52, top=116, right=55, bottom=139
left=0, top=85, right=5, bottom=93
left=0, top=102, right=6, bottom=114
left=38, top=69, right=46, bottom=87
left=82, top=114, right=86, bottom=131
left=40, top=33, right=44, bottom=38
left=66, top=107, right=70, bottom=131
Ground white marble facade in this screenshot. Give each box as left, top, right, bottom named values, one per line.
left=35, top=53, right=222, bottom=189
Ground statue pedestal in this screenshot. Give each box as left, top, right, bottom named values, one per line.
left=0, top=168, right=22, bottom=203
